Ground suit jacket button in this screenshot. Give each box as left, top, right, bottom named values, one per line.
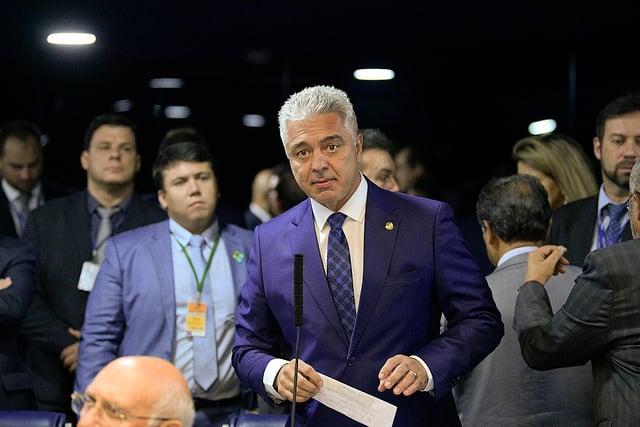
left=347, top=357, right=356, bottom=366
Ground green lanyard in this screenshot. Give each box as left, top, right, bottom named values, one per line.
left=175, top=235, right=220, bottom=301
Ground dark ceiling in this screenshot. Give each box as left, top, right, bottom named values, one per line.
left=4, top=1, right=640, bottom=216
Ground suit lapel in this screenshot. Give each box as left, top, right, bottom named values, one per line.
left=148, top=221, right=176, bottom=330
left=352, top=184, right=399, bottom=348
left=69, top=191, right=93, bottom=258
left=220, top=225, right=249, bottom=297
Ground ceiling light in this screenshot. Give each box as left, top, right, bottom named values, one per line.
left=149, top=78, right=185, bottom=89
left=164, top=106, right=191, bottom=119
left=242, top=114, right=266, bottom=128
left=113, top=99, right=134, bottom=112
left=528, top=119, right=557, bottom=135
left=47, top=32, right=96, bottom=45
left=353, top=68, right=395, bottom=81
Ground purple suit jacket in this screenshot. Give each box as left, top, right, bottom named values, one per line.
left=233, top=180, right=503, bottom=426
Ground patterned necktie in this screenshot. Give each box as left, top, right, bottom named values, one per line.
left=604, top=203, right=627, bottom=247
left=189, top=235, right=218, bottom=390
left=95, top=206, right=120, bottom=263
left=327, top=212, right=356, bottom=340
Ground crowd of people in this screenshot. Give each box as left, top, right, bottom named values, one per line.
left=1, top=86, right=640, bottom=427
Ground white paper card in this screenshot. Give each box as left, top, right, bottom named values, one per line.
left=313, top=373, right=397, bottom=427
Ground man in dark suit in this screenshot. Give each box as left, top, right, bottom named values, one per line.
left=76, top=141, right=254, bottom=427
left=243, top=167, right=275, bottom=230
left=19, top=113, right=166, bottom=422
left=0, top=120, right=76, bottom=237
left=233, top=85, right=504, bottom=426
left=548, top=93, right=640, bottom=266
left=514, top=159, right=640, bottom=425
left=0, top=235, right=36, bottom=409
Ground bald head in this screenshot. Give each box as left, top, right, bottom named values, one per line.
left=79, top=356, right=194, bottom=427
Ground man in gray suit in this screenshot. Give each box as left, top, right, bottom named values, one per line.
left=454, top=174, right=593, bottom=426
left=75, top=141, right=254, bottom=427
left=514, top=160, right=640, bottom=424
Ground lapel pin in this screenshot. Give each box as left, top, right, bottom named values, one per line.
left=385, top=222, right=394, bottom=230
left=232, top=250, right=245, bottom=263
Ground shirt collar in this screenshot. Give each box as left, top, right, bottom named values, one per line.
left=310, top=174, right=367, bottom=230
left=497, top=245, right=537, bottom=267
left=169, top=218, right=220, bottom=247
left=87, top=191, right=134, bottom=214
left=2, top=178, right=40, bottom=202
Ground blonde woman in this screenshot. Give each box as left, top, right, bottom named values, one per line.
left=512, top=133, right=598, bottom=210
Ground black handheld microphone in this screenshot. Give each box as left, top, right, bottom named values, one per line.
left=292, top=253, right=303, bottom=422
left=293, top=253, right=304, bottom=326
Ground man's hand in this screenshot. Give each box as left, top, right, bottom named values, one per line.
left=525, top=245, right=569, bottom=285
left=61, top=327, right=81, bottom=372
left=275, top=359, right=323, bottom=403
left=377, top=354, right=426, bottom=396
left=0, top=277, right=12, bottom=290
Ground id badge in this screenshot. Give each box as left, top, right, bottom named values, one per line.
left=78, top=261, right=100, bottom=292
left=186, top=301, right=207, bottom=337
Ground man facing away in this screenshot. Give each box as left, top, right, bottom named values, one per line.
left=20, top=113, right=167, bottom=422
left=233, top=85, right=503, bottom=426
left=453, top=174, right=592, bottom=426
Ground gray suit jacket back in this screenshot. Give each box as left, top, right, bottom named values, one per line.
left=455, top=252, right=593, bottom=426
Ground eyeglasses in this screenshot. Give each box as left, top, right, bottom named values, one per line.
left=71, top=392, right=173, bottom=422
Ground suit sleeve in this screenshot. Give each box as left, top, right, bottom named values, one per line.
left=513, top=251, right=611, bottom=369
left=75, top=241, right=125, bottom=392
left=0, top=239, right=36, bottom=322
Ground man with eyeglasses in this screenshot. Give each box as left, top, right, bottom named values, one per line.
left=73, top=355, right=194, bottom=426
left=513, top=159, right=640, bottom=425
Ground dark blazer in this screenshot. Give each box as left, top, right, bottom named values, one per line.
left=0, top=235, right=36, bottom=409
left=548, top=195, right=632, bottom=267
left=243, top=209, right=264, bottom=231
left=19, top=190, right=166, bottom=414
left=0, top=180, right=77, bottom=237
left=514, top=239, right=640, bottom=425
left=233, top=180, right=504, bottom=427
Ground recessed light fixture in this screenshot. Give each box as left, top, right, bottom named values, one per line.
left=149, top=78, right=185, bottom=89
left=242, top=114, right=266, bottom=128
left=46, top=32, right=96, bottom=45
left=528, top=119, right=557, bottom=135
left=164, top=106, right=191, bottom=119
left=353, top=68, right=395, bottom=81
left=113, top=99, right=134, bottom=112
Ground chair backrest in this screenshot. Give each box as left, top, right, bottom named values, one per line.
left=0, top=410, right=67, bottom=427
left=229, top=413, right=288, bottom=427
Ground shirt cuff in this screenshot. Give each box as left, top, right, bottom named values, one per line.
left=410, top=355, right=434, bottom=393
left=263, top=358, right=289, bottom=401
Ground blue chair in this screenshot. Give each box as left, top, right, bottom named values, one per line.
left=0, top=410, right=66, bottom=427
left=229, top=413, right=288, bottom=427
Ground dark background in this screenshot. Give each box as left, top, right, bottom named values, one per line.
left=4, top=1, right=640, bottom=217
